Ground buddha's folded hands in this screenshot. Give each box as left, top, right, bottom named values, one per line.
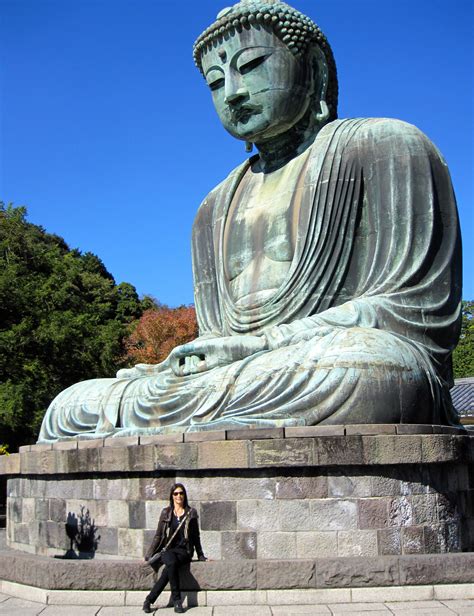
left=169, top=334, right=268, bottom=376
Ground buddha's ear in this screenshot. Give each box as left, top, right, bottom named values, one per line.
left=308, top=44, right=330, bottom=123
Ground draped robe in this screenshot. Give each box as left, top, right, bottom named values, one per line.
left=38, top=118, right=462, bottom=442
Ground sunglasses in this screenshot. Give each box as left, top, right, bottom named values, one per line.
left=173, top=491, right=185, bottom=496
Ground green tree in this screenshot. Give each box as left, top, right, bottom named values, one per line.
left=452, top=300, right=474, bottom=379
left=0, top=203, right=144, bottom=449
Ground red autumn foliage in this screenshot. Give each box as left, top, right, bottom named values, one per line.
left=124, top=305, right=198, bottom=365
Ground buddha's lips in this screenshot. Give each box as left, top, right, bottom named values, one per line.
left=232, top=105, right=261, bottom=123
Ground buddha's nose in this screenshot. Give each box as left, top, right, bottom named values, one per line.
left=224, top=86, right=248, bottom=106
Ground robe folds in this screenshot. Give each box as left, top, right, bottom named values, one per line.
left=38, top=118, right=462, bottom=442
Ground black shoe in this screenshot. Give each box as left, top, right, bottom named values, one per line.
left=143, top=599, right=153, bottom=613
left=174, top=599, right=185, bottom=613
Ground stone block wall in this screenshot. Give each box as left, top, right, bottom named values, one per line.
left=6, top=465, right=473, bottom=559
left=2, top=425, right=474, bottom=560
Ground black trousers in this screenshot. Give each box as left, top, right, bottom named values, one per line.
left=147, top=547, right=191, bottom=603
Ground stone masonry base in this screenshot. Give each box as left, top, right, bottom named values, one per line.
left=1, top=425, right=474, bottom=597
left=4, top=426, right=473, bottom=560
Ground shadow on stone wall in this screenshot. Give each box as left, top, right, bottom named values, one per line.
left=55, top=505, right=101, bottom=559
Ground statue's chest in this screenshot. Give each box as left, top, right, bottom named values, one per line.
left=224, top=157, right=307, bottom=281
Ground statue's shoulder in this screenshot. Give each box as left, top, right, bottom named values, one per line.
left=334, top=117, right=435, bottom=149
left=320, top=118, right=441, bottom=165
left=361, top=117, right=431, bottom=139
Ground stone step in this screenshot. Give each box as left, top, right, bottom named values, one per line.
left=0, top=547, right=473, bottom=592
left=1, top=578, right=474, bottom=609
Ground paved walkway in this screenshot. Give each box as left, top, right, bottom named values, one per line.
left=1, top=595, right=474, bottom=616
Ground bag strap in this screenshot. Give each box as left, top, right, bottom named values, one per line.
left=162, top=509, right=191, bottom=551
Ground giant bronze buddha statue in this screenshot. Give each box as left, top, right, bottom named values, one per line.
left=39, top=0, right=462, bottom=442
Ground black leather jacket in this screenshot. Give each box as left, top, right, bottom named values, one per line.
left=145, top=506, right=205, bottom=561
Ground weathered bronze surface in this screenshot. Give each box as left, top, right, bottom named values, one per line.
left=38, top=0, right=462, bottom=442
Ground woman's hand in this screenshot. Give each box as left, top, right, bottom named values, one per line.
left=169, top=335, right=268, bottom=376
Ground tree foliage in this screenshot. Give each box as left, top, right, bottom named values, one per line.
left=124, top=305, right=198, bottom=365
left=453, top=300, right=474, bottom=379
left=0, top=203, right=145, bottom=449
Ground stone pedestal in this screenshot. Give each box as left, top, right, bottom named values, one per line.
left=2, top=425, right=473, bottom=563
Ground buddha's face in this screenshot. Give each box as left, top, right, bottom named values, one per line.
left=201, top=26, right=312, bottom=144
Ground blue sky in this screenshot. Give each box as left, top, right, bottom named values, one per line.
left=1, top=0, right=472, bottom=306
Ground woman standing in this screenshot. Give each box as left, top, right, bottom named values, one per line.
left=143, top=483, right=207, bottom=613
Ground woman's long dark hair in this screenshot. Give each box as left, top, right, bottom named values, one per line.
left=169, top=482, right=189, bottom=509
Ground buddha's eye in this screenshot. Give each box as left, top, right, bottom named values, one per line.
left=238, top=54, right=269, bottom=75
left=206, top=69, right=225, bottom=92
left=209, top=77, right=225, bottom=91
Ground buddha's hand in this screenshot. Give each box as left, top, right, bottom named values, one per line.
left=116, top=362, right=167, bottom=379
left=169, top=335, right=268, bottom=376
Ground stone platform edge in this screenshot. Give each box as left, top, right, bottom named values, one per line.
left=1, top=547, right=474, bottom=593
left=1, top=579, right=474, bottom=608
left=0, top=424, right=471, bottom=475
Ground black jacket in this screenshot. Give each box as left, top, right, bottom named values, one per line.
left=145, top=506, right=205, bottom=561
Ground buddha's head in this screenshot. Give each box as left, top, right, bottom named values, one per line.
left=193, top=0, right=338, bottom=147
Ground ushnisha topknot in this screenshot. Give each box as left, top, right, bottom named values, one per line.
left=193, top=0, right=338, bottom=119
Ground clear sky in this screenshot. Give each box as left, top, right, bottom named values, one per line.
left=1, top=0, right=473, bottom=306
